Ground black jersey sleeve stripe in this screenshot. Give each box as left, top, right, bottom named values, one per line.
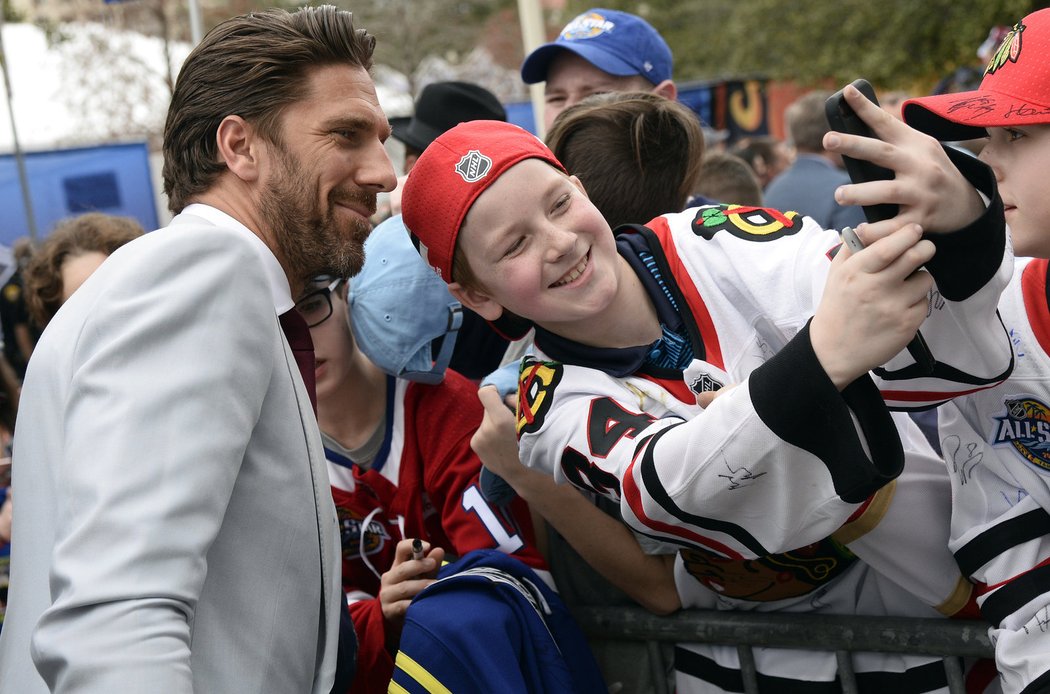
left=674, top=647, right=948, bottom=692
left=875, top=310, right=1013, bottom=387
left=954, top=508, right=1050, bottom=577
left=980, top=563, right=1050, bottom=628
left=638, top=425, right=770, bottom=557
left=922, top=147, right=1005, bottom=303
left=749, top=321, right=904, bottom=503
left=1020, top=667, right=1050, bottom=694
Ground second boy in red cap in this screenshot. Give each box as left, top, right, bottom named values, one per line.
left=865, top=9, right=1050, bottom=692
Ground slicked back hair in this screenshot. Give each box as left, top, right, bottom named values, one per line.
left=162, top=6, right=376, bottom=213
left=545, top=91, right=704, bottom=229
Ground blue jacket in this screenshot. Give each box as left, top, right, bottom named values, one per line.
left=764, top=154, right=866, bottom=230
left=390, top=550, right=607, bottom=693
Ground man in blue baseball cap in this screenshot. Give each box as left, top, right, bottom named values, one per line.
left=521, top=7, right=677, bottom=131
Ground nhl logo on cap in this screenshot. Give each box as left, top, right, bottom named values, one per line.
left=454, top=150, right=492, bottom=183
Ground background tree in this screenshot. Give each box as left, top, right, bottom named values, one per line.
left=564, top=0, right=1041, bottom=90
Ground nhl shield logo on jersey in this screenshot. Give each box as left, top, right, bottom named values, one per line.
left=690, top=204, right=800, bottom=242
left=454, top=150, right=492, bottom=183
left=516, top=357, right=563, bottom=436
left=689, top=372, right=724, bottom=395
left=991, top=396, right=1050, bottom=472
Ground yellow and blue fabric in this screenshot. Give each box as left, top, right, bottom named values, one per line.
left=389, top=549, right=606, bottom=693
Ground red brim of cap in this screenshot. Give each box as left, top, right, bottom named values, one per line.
left=903, top=87, right=1050, bottom=141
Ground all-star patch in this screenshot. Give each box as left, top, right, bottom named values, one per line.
left=690, top=204, right=800, bottom=243
left=560, top=11, right=614, bottom=40
left=991, top=395, right=1050, bottom=473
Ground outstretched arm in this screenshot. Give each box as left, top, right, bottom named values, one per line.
left=473, top=386, right=679, bottom=615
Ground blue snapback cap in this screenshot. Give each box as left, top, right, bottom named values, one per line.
left=349, top=215, right=463, bottom=385
left=521, top=8, right=672, bottom=85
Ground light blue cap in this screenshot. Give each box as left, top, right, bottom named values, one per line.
left=350, top=215, right=463, bottom=384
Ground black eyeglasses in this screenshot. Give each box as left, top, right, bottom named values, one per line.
left=294, top=278, right=345, bottom=328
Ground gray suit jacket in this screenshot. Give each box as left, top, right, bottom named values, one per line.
left=0, top=214, right=341, bottom=693
left=763, top=154, right=867, bottom=231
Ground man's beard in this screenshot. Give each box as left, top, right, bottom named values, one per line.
left=259, top=146, right=375, bottom=286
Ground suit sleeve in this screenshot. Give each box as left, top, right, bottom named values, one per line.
left=30, top=229, right=275, bottom=693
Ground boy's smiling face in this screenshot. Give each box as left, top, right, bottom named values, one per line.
left=450, top=158, right=622, bottom=340
left=980, top=124, right=1050, bottom=259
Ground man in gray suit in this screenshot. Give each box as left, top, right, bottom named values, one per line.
left=764, top=90, right=867, bottom=231
left=0, top=7, right=396, bottom=693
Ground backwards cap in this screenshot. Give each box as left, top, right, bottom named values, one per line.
left=903, top=8, right=1050, bottom=141
left=402, top=120, right=565, bottom=285
left=520, top=8, right=672, bottom=86
left=349, top=214, right=462, bottom=385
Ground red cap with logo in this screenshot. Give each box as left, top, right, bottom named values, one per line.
left=402, top=120, right=566, bottom=285
left=903, top=8, right=1050, bottom=141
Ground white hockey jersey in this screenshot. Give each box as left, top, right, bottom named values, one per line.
left=517, top=201, right=1012, bottom=563
left=670, top=420, right=965, bottom=693
left=940, top=256, right=1050, bottom=694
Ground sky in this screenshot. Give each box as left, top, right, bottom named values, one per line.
left=0, top=21, right=414, bottom=154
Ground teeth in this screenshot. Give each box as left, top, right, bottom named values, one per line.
left=553, top=256, right=588, bottom=287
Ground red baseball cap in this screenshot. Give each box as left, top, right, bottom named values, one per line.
left=903, top=9, right=1050, bottom=141
left=402, top=121, right=565, bottom=285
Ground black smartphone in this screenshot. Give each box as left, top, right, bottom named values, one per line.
left=827, top=83, right=935, bottom=375
left=824, top=79, right=898, bottom=224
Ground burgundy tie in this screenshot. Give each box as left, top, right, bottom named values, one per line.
left=279, top=309, right=317, bottom=413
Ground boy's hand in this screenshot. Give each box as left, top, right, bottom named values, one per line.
left=810, top=223, right=935, bottom=389
left=378, top=538, right=444, bottom=646
left=473, top=386, right=530, bottom=486
left=823, top=84, right=984, bottom=236
left=473, top=385, right=560, bottom=503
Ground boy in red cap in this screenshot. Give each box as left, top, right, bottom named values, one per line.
left=401, top=101, right=1012, bottom=568
left=875, top=9, right=1050, bottom=692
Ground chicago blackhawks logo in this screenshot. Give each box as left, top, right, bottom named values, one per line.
left=691, top=204, right=800, bottom=242
left=992, top=396, right=1050, bottom=473
left=680, top=538, right=857, bottom=602
left=516, top=358, right=563, bottom=436
left=986, top=21, right=1025, bottom=75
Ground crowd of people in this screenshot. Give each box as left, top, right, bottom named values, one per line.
left=0, top=4, right=1047, bottom=694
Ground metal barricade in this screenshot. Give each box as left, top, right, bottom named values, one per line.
left=572, top=607, right=994, bottom=694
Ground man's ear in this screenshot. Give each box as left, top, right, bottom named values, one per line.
left=216, top=115, right=262, bottom=183
left=449, top=281, right=504, bottom=322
